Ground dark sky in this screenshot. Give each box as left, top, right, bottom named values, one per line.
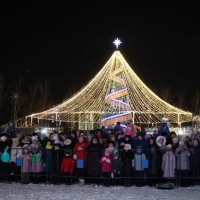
left=1, top=1, right=200, bottom=103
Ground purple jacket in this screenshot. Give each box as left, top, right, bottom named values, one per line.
left=162, top=151, right=176, bottom=178
left=30, top=150, right=43, bottom=173
left=21, top=154, right=31, bottom=173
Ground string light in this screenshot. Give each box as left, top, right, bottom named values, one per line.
left=26, top=51, right=192, bottom=126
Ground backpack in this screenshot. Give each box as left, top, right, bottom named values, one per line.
left=155, top=182, right=174, bottom=190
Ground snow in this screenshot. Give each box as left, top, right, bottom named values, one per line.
left=0, top=183, right=200, bottom=200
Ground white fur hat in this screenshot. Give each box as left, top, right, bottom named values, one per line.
left=166, top=144, right=172, bottom=149
left=0, top=136, right=7, bottom=142
left=31, top=136, right=38, bottom=141
left=124, top=144, right=131, bottom=150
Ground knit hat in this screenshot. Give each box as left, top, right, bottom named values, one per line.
left=0, top=136, right=7, bottom=142
left=105, top=148, right=110, bottom=154
left=136, top=146, right=143, bottom=151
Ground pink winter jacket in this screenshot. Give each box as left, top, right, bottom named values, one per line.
left=100, top=155, right=112, bottom=172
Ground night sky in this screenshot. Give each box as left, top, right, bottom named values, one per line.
left=0, top=2, right=200, bottom=123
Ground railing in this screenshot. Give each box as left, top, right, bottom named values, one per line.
left=0, top=148, right=199, bottom=187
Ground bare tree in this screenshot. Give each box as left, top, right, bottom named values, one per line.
left=161, top=87, right=175, bottom=104
left=69, top=85, right=77, bottom=96
left=28, top=82, right=39, bottom=114
left=38, top=80, right=50, bottom=111
left=10, top=78, right=26, bottom=122
left=176, top=93, right=185, bottom=109
left=191, top=90, right=200, bottom=111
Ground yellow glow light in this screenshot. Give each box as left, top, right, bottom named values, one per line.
left=26, top=51, right=192, bottom=126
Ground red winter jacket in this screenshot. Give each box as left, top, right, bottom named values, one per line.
left=61, top=157, right=75, bottom=174
left=73, top=141, right=88, bottom=168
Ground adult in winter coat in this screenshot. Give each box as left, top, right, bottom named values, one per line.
left=51, top=136, right=63, bottom=185
left=87, top=138, right=103, bottom=184
left=148, top=138, right=162, bottom=186
left=175, top=140, right=190, bottom=187
left=120, top=144, right=134, bottom=187
left=162, top=144, right=176, bottom=182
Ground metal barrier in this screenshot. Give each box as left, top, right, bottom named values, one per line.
left=0, top=147, right=199, bottom=187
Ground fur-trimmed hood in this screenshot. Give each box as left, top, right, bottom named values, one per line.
left=156, top=136, right=166, bottom=147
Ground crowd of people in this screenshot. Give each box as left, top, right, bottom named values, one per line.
left=0, top=120, right=200, bottom=188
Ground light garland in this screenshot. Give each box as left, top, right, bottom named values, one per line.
left=26, top=51, right=192, bottom=127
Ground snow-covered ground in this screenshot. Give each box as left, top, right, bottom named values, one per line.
left=0, top=183, right=200, bottom=200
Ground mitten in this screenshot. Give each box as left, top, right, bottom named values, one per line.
left=102, top=157, right=106, bottom=161
left=106, top=159, right=111, bottom=163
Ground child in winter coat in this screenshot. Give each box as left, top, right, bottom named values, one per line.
left=61, top=150, right=75, bottom=185
left=134, top=146, right=146, bottom=187
left=100, top=148, right=113, bottom=186
left=112, top=151, right=123, bottom=186
left=21, top=146, right=31, bottom=184
left=30, top=142, right=43, bottom=184
left=175, top=140, right=190, bottom=187
left=162, top=144, right=176, bottom=183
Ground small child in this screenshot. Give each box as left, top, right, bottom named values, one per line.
left=175, top=140, right=190, bottom=187
left=21, top=146, right=31, bottom=184
left=112, top=152, right=123, bottom=186
left=100, top=148, right=113, bottom=186
left=162, top=144, right=176, bottom=184
left=134, top=146, right=146, bottom=187
left=30, top=136, right=39, bottom=150
left=30, top=142, right=43, bottom=184
left=61, top=150, right=75, bottom=185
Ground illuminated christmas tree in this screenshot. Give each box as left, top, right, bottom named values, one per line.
left=26, top=39, right=192, bottom=129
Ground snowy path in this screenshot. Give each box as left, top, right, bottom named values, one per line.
left=0, top=183, right=200, bottom=200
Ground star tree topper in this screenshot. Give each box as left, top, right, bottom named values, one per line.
left=113, top=38, right=122, bottom=49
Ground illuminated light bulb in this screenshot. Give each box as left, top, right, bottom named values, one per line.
left=26, top=50, right=192, bottom=125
